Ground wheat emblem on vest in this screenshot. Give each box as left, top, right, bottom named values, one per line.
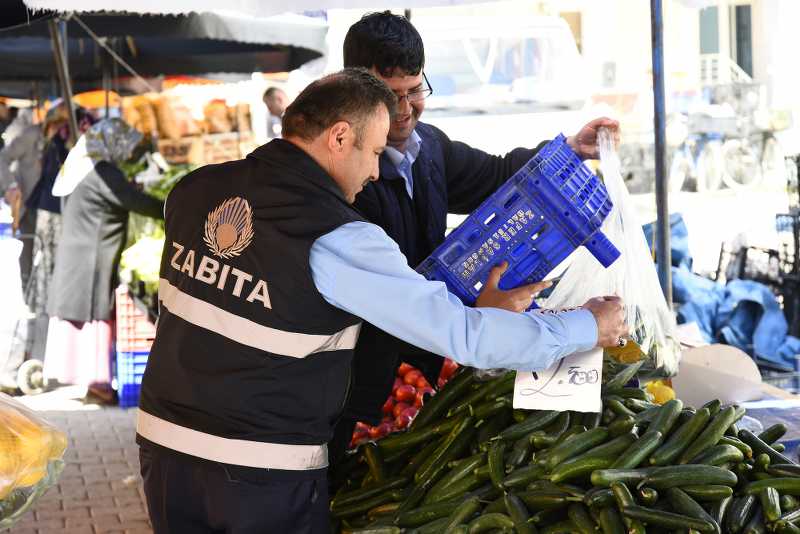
left=203, top=197, right=254, bottom=259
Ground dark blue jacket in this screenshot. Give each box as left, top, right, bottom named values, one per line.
left=347, top=121, right=543, bottom=422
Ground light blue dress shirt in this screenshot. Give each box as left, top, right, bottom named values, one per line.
left=383, top=129, right=421, bottom=199
left=309, top=221, right=598, bottom=372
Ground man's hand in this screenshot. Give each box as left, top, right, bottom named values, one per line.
left=475, top=261, right=552, bottom=313
left=567, top=117, right=620, bottom=160
left=582, top=296, right=628, bottom=348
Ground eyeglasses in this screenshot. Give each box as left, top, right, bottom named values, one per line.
left=396, top=73, right=433, bottom=104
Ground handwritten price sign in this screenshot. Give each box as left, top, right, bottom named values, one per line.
left=513, top=348, right=603, bottom=413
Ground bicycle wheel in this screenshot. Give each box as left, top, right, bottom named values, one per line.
left=761, top=136, right=787, bottom=187
left=722, top=138, right=762, bottom=189
left=695, top=140, right=725, bottom=192
left=669, top=147, right=691, bottom=193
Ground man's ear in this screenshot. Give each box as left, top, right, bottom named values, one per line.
left=327, top=121, right=351, bottom=152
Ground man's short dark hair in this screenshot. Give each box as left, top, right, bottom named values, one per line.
left=282, top=68, right=397, bottom=148
left=263, top=87, right=283, bottom=102
left=343, top=11, right=424, bottom=77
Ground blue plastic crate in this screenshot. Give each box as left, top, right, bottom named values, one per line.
left=417, top=134, right=620, bottom=305
left=0, top=222, right=13, bottom=240
left=115, top=350, right=148, bottom=408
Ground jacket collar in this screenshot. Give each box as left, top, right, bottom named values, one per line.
left=248, top=139, right=349, bottom=204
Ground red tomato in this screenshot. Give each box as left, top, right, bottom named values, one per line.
left=394, top=384, right=416, bottom=403
left=403, top=370, right=422, bottom=386
left=394, top=412, right=413, bottom=429
left=397, top=362, right=415, bottom=376
left=402, top=406, right=418, bottom=419
left=354, top=421, right=370, bottom=433
left=367, top=425, right=383, bottom=439
left=437, top=377, right=446, bottom=388
left=382, top=397, right=395, bottom=415
left=392, top=377, right=403, bottom=394
left=393, top=401, right=410, bottom=419
left=439, top=358, right=459, bottom=381
left=415, top=375, right=430, bottom=389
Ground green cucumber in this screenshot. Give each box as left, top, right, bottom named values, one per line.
left=597, top=506, right=626, bottom=534
left=781, top=494, right=800, bottom=512
left=411, top=367, right=474, bottom=429
left=607, top=415, right=635, bottom=437
left=447, top=372, right=514, bottom=417
left=681, top=484, right=734, bottom=501
left=647, top=399, right=684, bottom=436
left=544, top=427, right=610, bottom=471
left=506, top=435, right=533, bottom=471
left=711, top=495, right=733, bottom=530
left=364, top=442, right=386, bottom=483
left=582, top=411, right=602, bottom=429
left=487, top=439, right=507, bottom=490
left=623, top=398, right=658, bottom=413
left=621, top=505, right=716, bottom=532
left=567, top=502, right=597, bottom=534
left=441, top=495, right=481, bottom=533
left=638, top=465, right=738, bottom=490
left=665, top=487, right=720, bottom=532
left=427, top=473, right=482, bottom=505
left=584, top=487, right=615, bottom=508
left=744, top=478, right=800, bottom=496
left=605, top=398, right=637, bottom=418
left=758, top=423, right=788, bottom=445
left=725, top=495, right=757, bottom=534
left=769, top=464, right=800, bottom=478
left=650, top=408, right=711, bottom=466
left=331, top=476, right=409, bottom=510
left=637, top=486, right=658, bottom=506
left=516, top=490, right=576, bottom=511
left=702, top=399, right=722, bottom=417
left=719, top=436, right=754, bottom=459
left=590, top=467, right=657, bottom=487
left=331, top=489, right=405, bottom=519
left=610, top=431, right=663, bottom=469
left=741, top=507, right=766, bottom=534
left=415, top=416, right=475, bottom=484
left=503, top=492, right=535, bottom=534
left=503, top=464, right=546, bottom=489
left=426, top=453, right=484, bottom=504
left=405, top=517, right=450, bottom=534
left=603, top=360, right=645, bottom=391
left=739, top=429, right=798, bottom=467
left=496, top=409, right=561, bottom=442
left=610, top=482, right=646, bottom=534
left=689, top=443, right=745, bottom=466
left=760, top=486, right=781, bottom=522
left=396, top=500, right=462, bottom=528
left=679, top=406, right=738, bottom=464
left=754, top=452, right=771, bottom=473
left=465, top=512, right=515, bottom=533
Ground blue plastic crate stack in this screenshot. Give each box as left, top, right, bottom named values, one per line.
left=417, top=134, right=620, bottom=305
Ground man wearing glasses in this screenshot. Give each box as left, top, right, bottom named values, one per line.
left=329, top=11, right=621, bottom=465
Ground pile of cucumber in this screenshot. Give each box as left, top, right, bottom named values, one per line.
left=329, top=364, right=799, bottom=533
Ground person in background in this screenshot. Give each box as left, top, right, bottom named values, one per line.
left=0, top=101, right=18, bottom=150
left=262, top=86, right=288, bottom=138
left=45, top=118, right=163, bottom=403
left=329, top=11, right=622, bottom=465
left=136, top=68, right=626, bottom=532
left=26, top=104, right=94, bottom=318
left=0, top=108, right=42, bottom=287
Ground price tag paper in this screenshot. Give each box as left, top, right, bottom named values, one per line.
left=513, top=348, right=603, bottom=413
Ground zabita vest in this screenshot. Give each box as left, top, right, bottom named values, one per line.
left=137, top=139, right=364, bottom=470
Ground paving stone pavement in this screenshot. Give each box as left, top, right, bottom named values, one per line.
left=6, top=390, right=152, bottom=534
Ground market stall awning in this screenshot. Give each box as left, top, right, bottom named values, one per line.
left=20, top=0, right=485, bottom=17
left=0, top=9, right=327, bottom=82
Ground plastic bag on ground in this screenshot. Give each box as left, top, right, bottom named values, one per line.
left=0, top=393, right=67, bottom=528
left=544, top=128, right=681, bottom=379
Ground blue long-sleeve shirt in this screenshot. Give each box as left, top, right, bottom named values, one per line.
left=309, top=221, right=598, bottom=372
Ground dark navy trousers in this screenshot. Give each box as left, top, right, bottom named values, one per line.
left=139, top=443, right=329, bottom=534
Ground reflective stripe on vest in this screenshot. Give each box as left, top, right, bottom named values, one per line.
left=136, top=410, right=328, bottom=470
left=158, top=278, right=361, bottom=358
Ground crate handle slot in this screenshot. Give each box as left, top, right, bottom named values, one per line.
left=473, top=281, right=483, bottom=291
left=483, top=213, right=497, bottom=226
left=503, top=192, right=521, bottom=210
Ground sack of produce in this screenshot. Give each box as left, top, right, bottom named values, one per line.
left=0, top=393, right=67, bottom=528
left=545, top=128, right=681, bottom=379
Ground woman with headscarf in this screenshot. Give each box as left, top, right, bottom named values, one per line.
left=44, top=118, right=164, bottom=402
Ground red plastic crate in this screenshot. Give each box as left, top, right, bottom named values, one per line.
left=115, top=286, right=156, bottom=352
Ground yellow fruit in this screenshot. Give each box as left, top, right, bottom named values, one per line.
left=646, top=380, right=676, bottom=405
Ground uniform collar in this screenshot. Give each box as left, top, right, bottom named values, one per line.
left=248, top=139, right=350, bottom=203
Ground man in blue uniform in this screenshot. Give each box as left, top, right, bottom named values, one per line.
left=138, top=68, right=626, bottom=532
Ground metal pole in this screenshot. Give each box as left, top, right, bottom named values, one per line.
left=48, top=18, right=78, bottom=147
left=650, top=0, right=672, bottom=306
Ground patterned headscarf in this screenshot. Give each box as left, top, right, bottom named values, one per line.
left=52, top=118, right=143, bottom=197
